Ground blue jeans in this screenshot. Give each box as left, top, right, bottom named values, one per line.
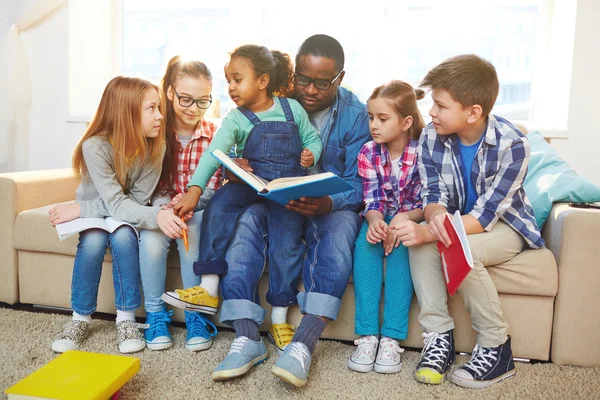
left=197, top=183, right=305, bottom=306
left=139, top=210, right=204, bottom=313
left=71, top=226, right=141, bottom=315
left=353, top=219, right=413, bottom=340
left=220, top=203, right=361, bottom=325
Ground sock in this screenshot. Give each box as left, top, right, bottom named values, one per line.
left=271, top=306, right=288, bottom=325
left=72, top=311, right=92, bottom=323
left=116, top=310, right=136, bottom=324
left=200, top=274, right=219, bottom=297
left=292, top=314, right=326, bottom=354
left=232, top=319, right=261, bottom=342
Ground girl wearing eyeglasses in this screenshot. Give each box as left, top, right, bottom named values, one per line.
left=139, top=56, right=221, bottom=353
left=162, top=45, right=323, bottom=358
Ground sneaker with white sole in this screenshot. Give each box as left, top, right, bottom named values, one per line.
left=451, top=336, right=516, bottom=389
left=374, top=337, right=404, bottom=374
left=185, top=311, right=217, bottom=352
left=117, top=320, right=147, bottom=354
left=347, top=335, right=379, bottom=373
left=415, top=330, right=456, bottom=384
left=52, top=320, right=90, bottom=353
left=161, top=285, right=219, bottom=315
left=211, top=336, right=268, bottom=381
left=144, top=308, right=173, bottom=351
left=272, top=342, right=312, bottom=388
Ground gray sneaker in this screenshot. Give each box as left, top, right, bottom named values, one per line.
left=52, top=320, right=90, bottom=353
left=116, top=320, right=147, bottom=354
left=272, top=342, right=312, bottom=387
left=212, top=336, right=268, bottom=381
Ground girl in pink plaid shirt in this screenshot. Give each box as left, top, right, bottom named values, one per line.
left=139, top=56, right=221, bottom=353
left=348, top=80, right=425, bottom=374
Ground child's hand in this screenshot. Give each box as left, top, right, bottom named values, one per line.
left=389, top=212, right=409, bottom=230
left=167, top=193, right=184, bottom=208
left=157, top=209, right=187, bottom=239
left=49, top=202, right=81, bottom=226
left=300, top=149, right=314, bottom=168
left=428, top=210, right=452, bottom=247
left=174, top=187, right=202, bottom=217
left=366, top=219, right=388, bottom=244
left=391, top=219, right=422, bottom=247
left=383, top=228, right=401, bottom=256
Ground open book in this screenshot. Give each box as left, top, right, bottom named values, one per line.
left=211, top=149, right=354, bottom=206
left=55, top=217, right=137, bottom=241
left=437, top=210, right=473, bottom=296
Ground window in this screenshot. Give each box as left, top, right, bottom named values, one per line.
left=73, top=0, right=576, bottom=135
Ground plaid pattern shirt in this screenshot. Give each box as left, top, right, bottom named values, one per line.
left=418, top=114, right=543, bottom=248
left=175, top=119, right=221, bottom=195
left=358, top=139, right=422, bottom=217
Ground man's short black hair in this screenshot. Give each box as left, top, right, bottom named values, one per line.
left=296, top=34, right=345, bottom=73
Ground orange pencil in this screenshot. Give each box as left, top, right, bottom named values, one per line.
left=182, top=228, right=189, bottom=252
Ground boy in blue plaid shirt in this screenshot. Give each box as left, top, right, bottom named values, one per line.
left=393, top=55, right=543, bottom=389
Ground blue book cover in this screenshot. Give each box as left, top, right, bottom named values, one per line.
left=211, top=149, right=353, bottom=206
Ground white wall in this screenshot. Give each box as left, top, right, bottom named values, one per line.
left=1, top=0, right=599, bottom=185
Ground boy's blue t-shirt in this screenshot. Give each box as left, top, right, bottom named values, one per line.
left=458, top=132, right=485, bottom=214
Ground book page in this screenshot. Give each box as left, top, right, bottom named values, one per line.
left=212, top=149, right=269, bottom=191
left=450, top=211, right=473, bottom=267
left=105, top=217, right=139, bottom=239
left=265, top=172, right=335, bottom=191
left=55, top=218, right=109, bottom=241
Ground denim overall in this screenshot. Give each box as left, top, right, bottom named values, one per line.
left=194, top=97, right=306, bottom=307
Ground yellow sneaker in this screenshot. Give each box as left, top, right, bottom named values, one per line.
left=161, top=286, right=219, bottom=315
left=268, top=323, right=295, bottom=353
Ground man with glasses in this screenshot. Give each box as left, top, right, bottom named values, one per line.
left=212, top=34, right=370, bottom=387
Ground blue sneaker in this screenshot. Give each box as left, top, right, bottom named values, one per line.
left=451, top=336, right=516, bottom=389
left=144, top=309, right=173, bottom=351
left=185, top=311, right=218, bottom=352
left=211, top=336, right=268, bottom=381
left=271, top=342, right=312, bottom=387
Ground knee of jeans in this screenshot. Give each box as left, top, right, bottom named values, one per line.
left=79, top=229, right=109, bottom=250
left=236, top=203, right=268, bottom=235
left=140, top=230, right=170, bottom=255
left=110, top=226, right=139, bottom=248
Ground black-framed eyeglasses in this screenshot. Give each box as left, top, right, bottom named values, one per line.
left=293, top=70, right=344, bottom=91
left=173, top=88, right=212, bottom=109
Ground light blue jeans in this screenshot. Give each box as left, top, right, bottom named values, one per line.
left=353, top=218, right=413, bottom=340
left=139, top=210, right=203, bottom=313
left=71, top=226, right=141, bottom=315
left=220, top=203, right=361, bottom=325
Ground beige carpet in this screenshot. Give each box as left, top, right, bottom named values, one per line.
left=1, top=308, right=598, bottom=400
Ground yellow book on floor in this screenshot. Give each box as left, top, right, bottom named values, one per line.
left=4, top=350, right=140, bottom=400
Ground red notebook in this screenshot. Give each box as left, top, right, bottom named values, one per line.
left=437, top=211, right=473, bottom=296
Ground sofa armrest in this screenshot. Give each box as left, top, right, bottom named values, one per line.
left=0, top=169, right=78, bottom=304
left=543, top=203, right=600, bottom=366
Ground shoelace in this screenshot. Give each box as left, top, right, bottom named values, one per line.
left=378, top=339, right=404, bottom=361
left=229, top=336, right=250, bottom=354
left=175, top=286, right=205, bottom=300
left=462, top=345, right=498, bottom=377
left=420, top=332, right=451, bottom=369
left=146, top=310, right=173, bottom=336
left=353, top=336, right=378, bottom=359
left=187, top=312, right=217, bottom=338
left=288, top=343, right=310, bottom=372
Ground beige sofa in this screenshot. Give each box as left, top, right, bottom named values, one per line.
left=1, top=168, right=600, bottom=367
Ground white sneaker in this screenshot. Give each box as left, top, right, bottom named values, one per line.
left=374, top=337, right=404, bottom=374
left=116, top=320, right=147, bottom=354
left=347, top=335, right=379, bottom=373
left=52, top=320, right=90, bottom=353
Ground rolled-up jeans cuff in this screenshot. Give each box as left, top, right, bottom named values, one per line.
left=219, top=299, right=266, bottom=326
left=193, top=260, right=228, bottom=276
left=297, top=292, right=341, bottom=321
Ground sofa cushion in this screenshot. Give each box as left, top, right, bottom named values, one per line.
left=524, top=131, right=600, bottom=228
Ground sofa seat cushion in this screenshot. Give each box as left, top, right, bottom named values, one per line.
left=15, top=203, right=558, bottom=298
left=14, top=203, right=112, bottom=261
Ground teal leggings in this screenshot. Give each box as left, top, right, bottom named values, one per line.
left=353, top=218, right=413, bottom=340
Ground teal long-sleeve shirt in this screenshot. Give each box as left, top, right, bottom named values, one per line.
left=187, top=97, right=323, bottom=190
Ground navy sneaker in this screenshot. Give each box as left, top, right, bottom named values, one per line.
left=415, top=330, right=456, bottom=384
left=185, top=311, right=217, bottom=351
left=451, top=336, right=516, bottom=389
left=144, top=308, right=173, bottom=351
